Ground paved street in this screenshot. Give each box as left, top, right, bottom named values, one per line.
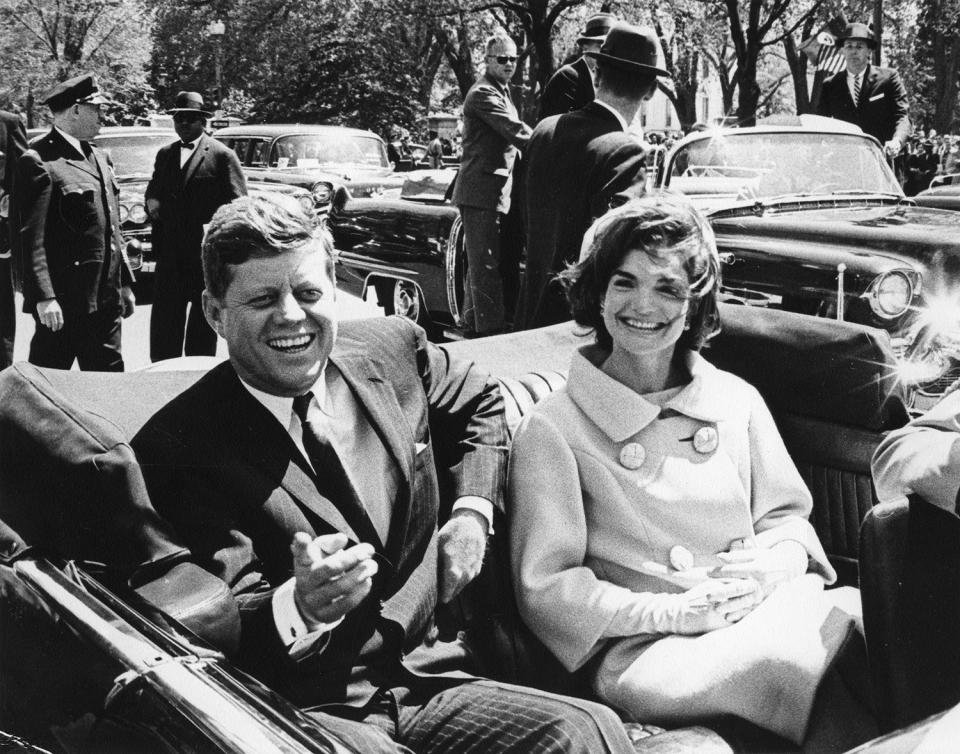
left=12, top=288, right=384, bottom=371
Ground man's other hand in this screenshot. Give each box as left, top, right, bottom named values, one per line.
left=37, top=298, right=64, bottom=331
left=146, top=198, right=161, bottom=222
left=291, top=532, right=378, bottom=627
left=438, top=509, right=488, bottom=604
left=120, top=285, right=136, bottom=318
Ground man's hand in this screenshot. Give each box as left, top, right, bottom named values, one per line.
left=146, top=198, right=161, bottom=222
left=37, top=298, right=64, bottom=331
left=884, top=138, right=901, bottom=157
left=291, top=532, right=378, bottom=627
left=120, top=285, right=136, bottom=318
left=437, top=509, right=488, bottom=604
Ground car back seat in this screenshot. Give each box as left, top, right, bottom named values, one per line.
left=0, top=363, right=240, bottom=656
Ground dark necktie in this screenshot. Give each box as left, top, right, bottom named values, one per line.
left=292, top=392, right=378, bottom=545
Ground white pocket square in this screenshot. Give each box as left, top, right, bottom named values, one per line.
left=868, top=93, right=884, bottom=102
left=414, top=442, right=429, bottom=455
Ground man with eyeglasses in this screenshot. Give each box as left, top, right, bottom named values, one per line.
left=816, top=22, right=910, bottom=158
left=13, top=73, right=136, bottom=371
left=451, top=34, right=532, bottom=336
left=145, top=91, right=246, bottom=362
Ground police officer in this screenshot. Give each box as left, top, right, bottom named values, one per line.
left=14, top=73, right=135, bottom=371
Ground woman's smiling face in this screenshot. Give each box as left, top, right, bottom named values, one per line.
left=601, top=248, right=690, bottom=363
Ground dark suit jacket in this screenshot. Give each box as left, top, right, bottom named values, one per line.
left=516, top=103, right=647, bottom=330
left=451, top=74, right=531, bottom=213
left=0, top=111, right=27, bottom=254
left=816, top=65, right=911, bottom=146
left=14, top=128, right=133, bottom=314
left=131, top=317, right=508, bottom=708
left=145, top=133, right=245, bottom=292
left=537, top=57, right=595, bottom=121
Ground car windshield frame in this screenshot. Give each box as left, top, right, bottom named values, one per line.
left=664, top=131, right=903, bottom=201
left=93, top=134, right=173, bottom=178
left=266, top=133, right=390, bottom=170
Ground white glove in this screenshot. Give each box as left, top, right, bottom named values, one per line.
left=626, top=579, right=763, bottom=636
left=712, top=541, right=808, bottom=597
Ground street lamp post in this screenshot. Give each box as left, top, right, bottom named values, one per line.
left=207, top=19, right=225, bottom=110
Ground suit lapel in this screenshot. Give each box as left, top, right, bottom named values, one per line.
left=859, top=66, right=878, bottom=111
left=215, top=364, right=362, bottom=542
left=181, top=134, right=207, bottom=186
left=45, top=130, right=100, bottom=180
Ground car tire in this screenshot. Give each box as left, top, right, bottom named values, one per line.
left=382, top=278, right=440, bottom=338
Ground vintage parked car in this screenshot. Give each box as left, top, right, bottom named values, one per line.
left=213, top=124, right=405, bottom=215
left=0, top=307, right=958, bottom=752
left=913, top=178, right=960, bottom=212
left=330, top=117, right=960, bottom=409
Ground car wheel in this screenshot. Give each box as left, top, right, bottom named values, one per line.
left=389, top=279, right=422, bottom=322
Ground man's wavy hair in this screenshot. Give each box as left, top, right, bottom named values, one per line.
left=202, top=194, right=332, bottom=299
left=559, top=194, right=722, bottom=352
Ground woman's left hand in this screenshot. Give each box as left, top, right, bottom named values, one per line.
left=711, top=540, right=808, bottom=597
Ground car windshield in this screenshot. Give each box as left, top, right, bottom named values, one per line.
left=93, top=134, right=172, bottom=177
left=269, top=134, right=389, bottom=169
left=666, top=132, right=902, bottom=200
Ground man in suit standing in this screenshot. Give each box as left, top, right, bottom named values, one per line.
left=145, top=91, right=246, bottom=362
left=0, top=111, right=27, bottom=368
left=515, top=24, right=664, bottom=331
left=816, top=23, right=910, bottom=157
left=131, top=193, right=635, bottom=753
left=537, top=12, right=617, bottom=121
left=452, top=35, right=532, bottom=336
left=14, top=74, right=135, bottom=371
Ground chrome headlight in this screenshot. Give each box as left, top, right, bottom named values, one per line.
left=868, top=270, right=914, bottom=319
left=127, top=203, right=148, bottom=224
left=311, top=182, right=334, bottom=206
left=297, top=194, right=315, bottom=215
left=118, top=204, right=129, bottom=223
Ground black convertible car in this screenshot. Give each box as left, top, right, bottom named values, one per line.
left=328, top=118, right=960, bottom=410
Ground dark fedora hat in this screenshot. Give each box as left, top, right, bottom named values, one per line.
left=839, top=22, right=876, bottom=48
left=43, top=73, right=112, bottom=111
left=577, top=13, right=617, bottom=43
left=585, top=23, right=669, bottom=77
left=167, top=91, right=212, bottom=117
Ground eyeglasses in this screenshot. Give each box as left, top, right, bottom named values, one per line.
left=488, top=55, right=518, bottom=64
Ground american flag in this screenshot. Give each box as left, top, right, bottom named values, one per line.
left=814, top=32, right=846, bottom=75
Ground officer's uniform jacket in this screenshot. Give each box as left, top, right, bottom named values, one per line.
left=14, top=128, right=132, bottom=314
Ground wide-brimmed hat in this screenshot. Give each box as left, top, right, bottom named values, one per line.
left=839, top=22, right=876, bottom=48
left=577, top=13, right=617, bottom=43
left=584, top=23, right=669, bottom=77
left=167, top=91, right=212, bottom=117
left=43, top=73, right=112, bottom=111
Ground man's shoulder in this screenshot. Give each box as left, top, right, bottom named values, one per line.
left=134, top=362, right=236, bottom=444
left=335, top=316, right=423, bottom=362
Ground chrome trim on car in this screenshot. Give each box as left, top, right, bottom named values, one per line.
left=865, top=270, right=916, bottom=320
left=445, top=214, right=464, bottom=328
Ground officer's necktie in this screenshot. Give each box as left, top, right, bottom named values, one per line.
left=853, top=75, right=861, bottom=107
left=292, top=392, right=377, bottom=545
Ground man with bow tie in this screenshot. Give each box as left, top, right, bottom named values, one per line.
left=816, top=23, right=911, bottom=157
left=145, top=91, right=246, bottom=362
left=13, top=73, right=136, bottom=371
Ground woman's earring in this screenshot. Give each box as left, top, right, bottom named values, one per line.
left=683, top=319, right=691, bottom=331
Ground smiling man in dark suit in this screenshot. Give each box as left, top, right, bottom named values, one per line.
left=145, top=91, right=246, bottom=362
left=131, top=193, right=635, bottom=754
left=515, top=24, right=664, bottom=331
left=14, top=73, right=136, bottom=371
left=816, top=23, right=911, bottom=157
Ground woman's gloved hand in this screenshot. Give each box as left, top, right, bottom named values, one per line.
left=648, top=578, right=763, bottom=635
left=712, top=540, right=808, bottom=596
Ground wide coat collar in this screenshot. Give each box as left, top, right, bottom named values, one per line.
left=180, top=132, right=213, bottom=186
left=566, top=344, right=734, bottom=442
left=36, top=127, right=104, bottom=181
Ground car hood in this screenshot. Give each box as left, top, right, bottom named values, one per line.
left=709, top=201, right=960, bottom=291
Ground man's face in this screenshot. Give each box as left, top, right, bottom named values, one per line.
left=203, top=242, right=338, bottom=397
left=72, top=103, right=102, bottom=141
left=173, top=112, right=206, bottom=143
left=485, top=39, right=518, bottom=85
left=842, top=40, right=871, bottom=75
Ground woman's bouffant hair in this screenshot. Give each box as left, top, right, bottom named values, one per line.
left=558, top=194, right=722, bottom=351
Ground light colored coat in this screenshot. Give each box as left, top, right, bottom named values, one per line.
left=509, top=345, right=854, bottom=742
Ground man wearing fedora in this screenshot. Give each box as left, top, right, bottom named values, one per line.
left=0, top=109, right=27, bottom=369
left=515, top=23, right=664, bottom=331
left=816, top=22, right=910, bottom=156
left=537, top=12, right=617, bottom=121
left=145, top=91, right=246, bottom=362
left=13, top=73, right=136, bottom=371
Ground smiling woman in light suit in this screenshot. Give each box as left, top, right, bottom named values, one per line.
left=509, top=195, right=878, bottom=751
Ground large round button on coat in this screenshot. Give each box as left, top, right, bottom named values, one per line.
left=693, top=426, right=719, bottom=454
left=619, top=442, right=646, bottom=469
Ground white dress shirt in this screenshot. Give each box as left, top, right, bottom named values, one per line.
left=179, top=136, right=201, bottom=167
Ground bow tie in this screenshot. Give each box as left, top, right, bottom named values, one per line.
left=179, top=142, right=194, bottom=149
